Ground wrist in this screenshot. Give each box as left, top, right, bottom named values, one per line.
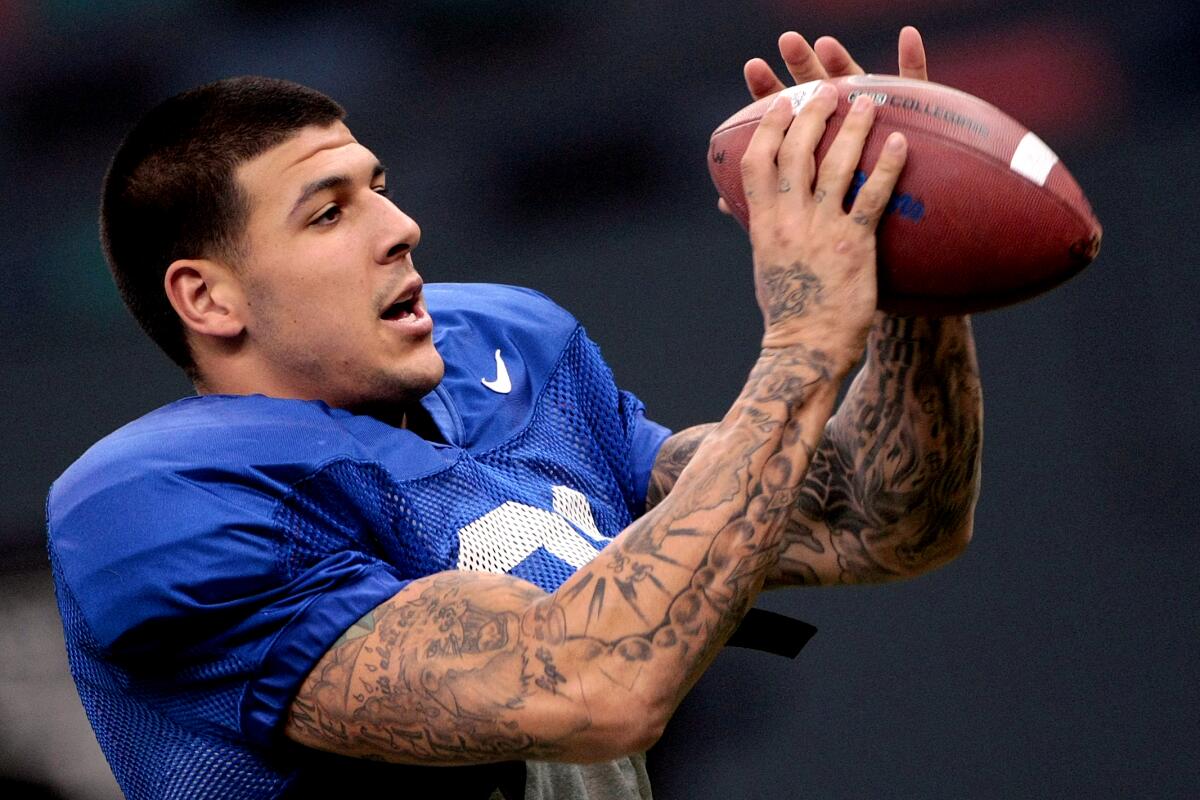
left=865, top=314, right=975, bottom=366
left=760, top=327, right=865, bottom=382
left=748, top=342, right=852, bottom=400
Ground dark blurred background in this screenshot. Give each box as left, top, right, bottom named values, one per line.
left=1, top=0, right=1197, bottom=797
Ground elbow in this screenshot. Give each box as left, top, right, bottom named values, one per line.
left=893, top=511, right=975, bottom=579
left=941, top=517, right=974, bottom=564
left=598, top=717, right=665, bottom=761
left=929, top=515, right=976, bottom=573
left=612, top=701, right=669, bottom=758
left=941, top=487, right=980, bottom=564
left=625, top=673, right=683, bottom=753
left=580, top=688, right=672, bottom=761
left=628, top=701, right=670, bottom=754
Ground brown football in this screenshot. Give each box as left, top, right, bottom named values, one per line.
left=708, top=75, right=1102, bottom=314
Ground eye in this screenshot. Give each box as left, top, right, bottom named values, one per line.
left=374, top=186, right=392, bottom=200
left=310, top=203, right=341, bottom=226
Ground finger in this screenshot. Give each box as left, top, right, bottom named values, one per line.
left=813, top=36, right=865, bottom=77
left=898, top=26, right=928, bottom=81
left=778, top=31, right=829, bottom=85
left=775, top=82, right=838, bottom=198
left=813, top=93, right=876, bottom=209
left=848, top=132, right=909, bottom=231
left=744, top=58, right=787, bottom=100
left=740, top=94, right=795, bottom=216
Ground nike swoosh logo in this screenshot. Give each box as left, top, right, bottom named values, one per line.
left=481, top=349, right=512, bottom=394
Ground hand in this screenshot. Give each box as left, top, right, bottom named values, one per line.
left=745, top=26, right=928, bottom=98
left=720, top=26, right=928, bottom=217
left=742, top=82, right=907, bottom=368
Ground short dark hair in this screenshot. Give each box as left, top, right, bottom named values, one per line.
left=100, top=76, right=345, bottom=373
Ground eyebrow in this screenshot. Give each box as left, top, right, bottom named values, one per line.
left=290, top=162, right=387, bottom=218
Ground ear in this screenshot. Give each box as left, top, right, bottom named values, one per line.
left=164, top=258, right=246, bottom=339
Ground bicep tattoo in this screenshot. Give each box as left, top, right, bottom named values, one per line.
left=287, top=573, right=582, bottom=764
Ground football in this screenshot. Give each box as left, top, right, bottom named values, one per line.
left=708, top=75, right=1102, bottom=314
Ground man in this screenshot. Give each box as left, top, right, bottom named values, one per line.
left=47, top=27, right=981, bottom=799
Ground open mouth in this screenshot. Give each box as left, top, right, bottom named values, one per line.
left=378, top=282, right=432, bottom=337
left=380, top=296, right=418, bottom=321
left=380, top=279, right=424, bottom=321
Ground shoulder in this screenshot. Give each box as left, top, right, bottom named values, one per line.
left=425, top=282, right=575, bottom=321
left=48, top=395, right=452, bottom=551
left=422, top=284, right=596, bottom=450
left=52, top=396, right=435, bottom=506
left=425, top=283, right=580, bottom=343
left=47, top=396, right=444, bottom=649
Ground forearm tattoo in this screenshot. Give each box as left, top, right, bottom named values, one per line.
left=778, top=315, right=982, bottom=584
left=645, top=429, right=706, bottom=512
left=646, top=315, right=983, bottom=586
left=288, top=344, right=842, bottom=764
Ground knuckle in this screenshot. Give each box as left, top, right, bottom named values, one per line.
left=799, top=99, right=830, bottom=121
left=744, top=131, right=776, bottom=156
left=740, top=151, right=761, bottom=176
left=855, top=187, right=886, bottom=212
left=834, top=233, right=871, bottom=259
left=816, top=156, right=847, bottom=182
left=786, top=156, right=814, bottom=183
left=824, top=137, right=856, bottom=160
left=787, top=48, right=815, bottom=70
left=846, top=106, right=876, bottom=131
left=815, top=147, right=840, bottom=169
left=761, top=108, right=789, bottom=130
left=875, top=150, right=904, bottom=171
left=880, top=157, right=907, bottom=179
left=842, top=118, right=872, bottom=140
left=766, top=222, right=795, bottom=248
left=866, top=163, right=894, bottom=183
left=850, top=209, right=878, bottom=230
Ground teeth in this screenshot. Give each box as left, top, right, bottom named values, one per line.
left=382, top=299, right=416, bottom=321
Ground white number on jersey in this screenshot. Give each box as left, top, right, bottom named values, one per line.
left=456, top=485, right=609, bottom=574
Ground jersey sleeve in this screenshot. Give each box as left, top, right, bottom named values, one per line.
left=47, top=407, right=414, bottom=749
left=505, top=285, right=671, bottom=517
left=563, top=321, right=671, bottom=519
left=240, top=551, right=407, bottom=744
left=618, top=389, right=672, bottom=515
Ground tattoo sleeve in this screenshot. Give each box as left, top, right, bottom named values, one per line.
left=773, top=315, right=982, bottom=585
left=646, top=314, right=983, bottom=586
left=286, top=343, right=848, bottom=765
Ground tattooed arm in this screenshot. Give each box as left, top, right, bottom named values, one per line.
left=646, top=312, right=983, bottom=586
left=284, top=82, right=909, bottom=765
left=285, top=347, right=843, bottom=765
left=770, top=313, right=981, bottom=585
left=646, top=27, right=983, bottom=586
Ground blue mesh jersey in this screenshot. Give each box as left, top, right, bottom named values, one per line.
left=47, top=283, right=671, bottom=799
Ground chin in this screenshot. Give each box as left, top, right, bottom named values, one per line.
left=344, top=356, right=444, bottom=423
left=383, top=345, right=445, bottom=404
left=409, top=348, right=446, bottom=397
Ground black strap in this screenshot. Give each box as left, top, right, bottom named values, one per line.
left=725, top=607, right=817, bottom=658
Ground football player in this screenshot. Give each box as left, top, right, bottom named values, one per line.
left=48, top=28, right=980, bottom=799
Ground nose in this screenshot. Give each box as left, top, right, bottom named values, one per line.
left=374, top=194, right=422, bottom=266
